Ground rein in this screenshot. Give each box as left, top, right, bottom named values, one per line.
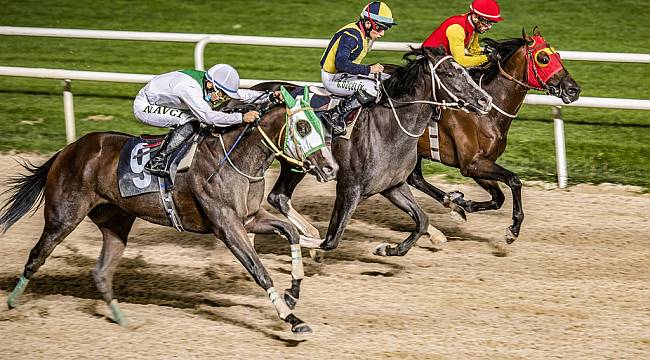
left=208, top=101, right=310, bottom=182
left=380, top=55, right=466, bottom=138
left=488, top=43, right=557, bottom=119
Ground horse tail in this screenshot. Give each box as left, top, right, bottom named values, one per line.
left=0, top=152, right=60, bottom=234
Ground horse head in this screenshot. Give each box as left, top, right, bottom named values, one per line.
left=276, top=86, right=338, bottom=182
left=480, top=28, right=581, bottom=104
left=522, top=27, right=581, bottom=103
left=420, top=46, right=493, bottom=114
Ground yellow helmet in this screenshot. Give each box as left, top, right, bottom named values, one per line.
left=360, top=1, right=396, bottom=29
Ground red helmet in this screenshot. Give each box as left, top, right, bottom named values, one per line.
left=470, top=0, right=503, bottom=22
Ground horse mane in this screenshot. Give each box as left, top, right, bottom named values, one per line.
left=382, top=46, right=447, bottom=100
left=468, top=37, right=526, bottom=84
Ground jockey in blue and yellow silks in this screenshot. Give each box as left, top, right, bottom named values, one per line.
left=319, top=1, right=396, bottom=136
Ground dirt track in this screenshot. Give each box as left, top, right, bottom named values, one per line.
left=0, top=154, right=648, bottom=359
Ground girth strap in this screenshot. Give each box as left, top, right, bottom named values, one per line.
left=158, top=177, right=184, bottom=232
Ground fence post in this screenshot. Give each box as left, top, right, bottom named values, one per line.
left=63, top=79, right=75, bottom=144
left=552, top=106, right=568, bottom=188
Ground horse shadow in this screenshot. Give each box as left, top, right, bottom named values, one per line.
left=0, top=253, right=306, bottom=344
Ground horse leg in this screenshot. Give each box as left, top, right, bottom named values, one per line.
left=407, top=156, right=467, bottom=222
left=8, top=195, right=94, bottom=309
left=317, top=185, right=362, bottom=251
left=87, top=205, right=136, bottom=327
left=214, top=211, right=311, bottom=334
left=375, top=183, right=442, bottom=256
left=460, top=158, right=523, bottom=243
left=267, top=162, right=318, bottom=238
left=245, top=208, right=304, bottom=310
left=453, top=178, right=506, bottom=213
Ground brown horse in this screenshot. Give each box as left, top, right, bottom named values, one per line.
left=0, top=101, right=337, bottom=334
left=408, top=29, right=581, bottom=244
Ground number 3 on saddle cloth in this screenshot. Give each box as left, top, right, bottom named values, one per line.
left=290, top=87, right=361, bottom=140
left=117, top=132, right=202, bottom=198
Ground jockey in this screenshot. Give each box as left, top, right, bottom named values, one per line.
left=319, top=1, right=396, bottom=136
left=133, top=64, right=276, bottom=177
left=421, top=0, right=503, bottom=68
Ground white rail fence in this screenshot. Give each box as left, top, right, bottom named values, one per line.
left=1, top=27, right=649, bottom=187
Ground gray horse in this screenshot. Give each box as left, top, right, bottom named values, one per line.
left=266, top=46, right=492, bottom=257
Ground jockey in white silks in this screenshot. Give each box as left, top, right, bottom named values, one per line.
left=133, top=64, right=275, bottom=177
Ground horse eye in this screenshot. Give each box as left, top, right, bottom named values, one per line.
left=296, top=119, right=312, bottom=137
left=447, top=71, right=454, bottom=78
left=537, top=53, right=550, bottom=65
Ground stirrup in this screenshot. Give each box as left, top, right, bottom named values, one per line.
left=145, top=158, right=169, bottom=177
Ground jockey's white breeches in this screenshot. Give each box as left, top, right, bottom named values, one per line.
left=321, top=70, right=380, bottom=98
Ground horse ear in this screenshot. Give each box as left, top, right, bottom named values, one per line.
left=533, top=26, right=541, bottom=37
left=522, top=27, right=533, bottom=44
left=279, top=86, right=296, bottom=107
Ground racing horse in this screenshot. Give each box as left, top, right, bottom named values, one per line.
left=0, top=99, right=337, bottom=334
left=407, top=28, right=581, bottom=244
left=266, top=46, right=492, bottom=257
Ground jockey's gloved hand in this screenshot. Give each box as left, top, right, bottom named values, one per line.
left=268, top=91, right=284, bottom=106
left=484, top=46, right=501, bottom=63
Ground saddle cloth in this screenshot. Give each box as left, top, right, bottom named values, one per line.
left=117, top=134, right=200, bottom=198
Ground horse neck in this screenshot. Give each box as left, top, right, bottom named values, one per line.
left=383, top=70, right=436, bottom=141
left=483, top=46, right=529, bottom=129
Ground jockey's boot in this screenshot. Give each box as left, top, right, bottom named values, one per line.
left=320, top=96, right=359, bottom=137
left=145, top=121, right=197, bottom=177
left=320, top=89, right=376, bottom=137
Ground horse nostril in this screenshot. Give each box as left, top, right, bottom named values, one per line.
left=478, top=97, right=489, bottom=107
left=323, top=166, right=334, bottom=175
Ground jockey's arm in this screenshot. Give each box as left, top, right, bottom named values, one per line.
left=180, top=85, right=244, bottom=127
left=446, top=24, right=488, bottom=68
left=238, top=89, right=272, bottom=104
left=334, top=33, right=370, bottom=75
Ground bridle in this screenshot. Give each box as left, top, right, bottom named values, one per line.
left=489, top=37, right=567, bottom=118
left=380, top=55, right=484, bottom=137
left=209, top=102, right=316, bottom=182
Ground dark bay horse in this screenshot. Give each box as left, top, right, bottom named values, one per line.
left=0, top=101, right=337, bottom=334
left=266, top=46, right=492, bottom=257
left=408, top=29, right=581, bottom=244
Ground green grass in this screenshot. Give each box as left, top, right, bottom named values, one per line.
left=0, top=0, right=648, bottom=188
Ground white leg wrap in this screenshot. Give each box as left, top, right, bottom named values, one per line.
left=427, top=224, right=448, bottom=245
left=290, top=244, right=304, bottom=280
left=247, top=233, right=256, bottom=247
left=267, top=287, right=292, bottom=320
left=286, top=201, right=320, bottom=239
left=299, top=235, right=323, bottom=248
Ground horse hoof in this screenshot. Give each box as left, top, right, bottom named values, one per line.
left=448, top=191, right=465, bottom=203
left=7, top=300, right=17, bottom=310
left=284, top=293, right=297, bottom=310
left=292, top=323, right=313, bottom=335
left=374, top=243, right=389, bottom=256
left=309, top=249, right=324, bottom=263
left=505, top=228, right=517, bottom=244
left=449, top=206, right=467, bottom=223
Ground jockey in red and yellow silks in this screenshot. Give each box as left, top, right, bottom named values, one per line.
left=422, top=0, right=503, bottom=68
